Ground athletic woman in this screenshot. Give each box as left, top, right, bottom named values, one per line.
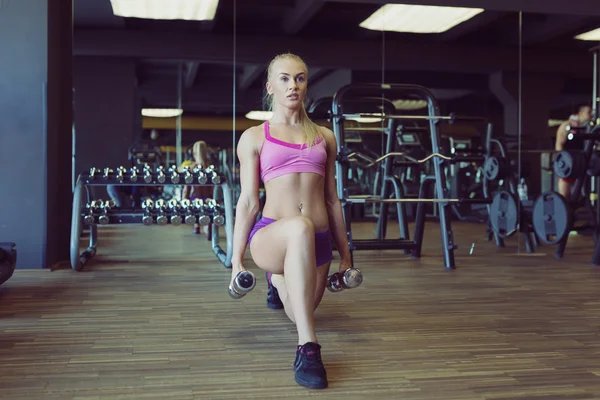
left=182, top=141, right=213, bottom=234
left=230, top=53, right=352, bottom=389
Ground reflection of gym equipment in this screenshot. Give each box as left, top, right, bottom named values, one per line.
left=70, top=164, right=234, bottom=271
left=128, top=144, right=163, bottom=168
left=482, top=129, right=540, bottom=254
left=534, top=126, right=600, bottom=263
left=332, top=83, right=491, bottom=270
left=0, top=242, right=16, bottom=286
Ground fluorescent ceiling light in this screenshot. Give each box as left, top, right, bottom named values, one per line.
left=359, top=4, right=484, bottom=33
left=246, top=111, right=273, bottom=121
left=142, top=108, right=183, bottom=118
left=110, top=0, right=219, bottom=21
left=393, top=100, right=428, bottom=110
left=548, top=119, right=565, bottom=127
left=575, top=27, right=600, bottom=41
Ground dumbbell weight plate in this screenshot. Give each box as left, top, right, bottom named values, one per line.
left=531, top=191, right=571, bottom=245
left=483, top=156, right=504, bottom=181
left=553, top=150, right=585, bottom=179
left=489, top=190, right=518, bottom=238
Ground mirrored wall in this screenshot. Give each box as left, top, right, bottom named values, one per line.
left=71, top=0, right=527, bottom=262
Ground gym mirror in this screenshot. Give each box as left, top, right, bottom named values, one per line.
left=71, top=0, right=234, bottom=268
left=517, top=9, right=600, bottom=258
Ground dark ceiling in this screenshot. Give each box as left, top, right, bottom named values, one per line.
left=73, top=0, right=600, bottom=119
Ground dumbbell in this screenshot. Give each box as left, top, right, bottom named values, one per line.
left=326, top=267, right=363, bottom=293
left=183, top=166, right=194, bottom=184
left=228, top=270, right=256, bottom=299
left=194, top=166, right=208, bottom=184
left=205, top=165, right=222, bottom=184
left=98, top=200, right=115, bottom=225
left=169, top=165, right=180, bottom=184
left=156, top=166, right=166, bottom=184
left=103, top=167, right=113, bottom=180
left=192, top=199, right=211, bottom=226
left=141, top=198, right=154, bottom=225
left=155, top=199, right=168, bottom=225
left=130, top=166, right=139, bottom=182
left=180, top=199, right=196, bottom=225
left=167, top=199, right=182, bottom=225
left=116, top=166, right=127, bottom=182
left=143, top=164, right=153, bottom=183
left=205, top=198, right=225, bottom=226
left=83, top=199, right=103, bottom=224
left=89, top=167, right=98, bottom=180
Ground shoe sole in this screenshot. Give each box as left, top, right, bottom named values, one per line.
left=295, top=375, right=328, bottom=389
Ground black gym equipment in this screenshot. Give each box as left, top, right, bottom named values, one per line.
left=70, top=164, right=234, bottom=271
left=0, top=242, right=16, bottom=286
left=539, top=124, right=600, bottom=262
left=332, top=83, right=493, bottom=270
left=482, top=130, right=540, bottom=254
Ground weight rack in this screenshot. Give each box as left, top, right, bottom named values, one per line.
left=331, top=83, right=491, bottom=270
left=69, top=166, right=234, bottom=271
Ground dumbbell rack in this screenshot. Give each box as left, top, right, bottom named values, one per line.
left=69, top=166, right=234, bottom=271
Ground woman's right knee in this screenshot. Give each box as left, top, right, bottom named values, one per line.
left=282, top=216, right=315, bottom=241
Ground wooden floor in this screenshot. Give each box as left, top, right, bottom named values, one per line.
left=2, top=220, right=600, bottom=399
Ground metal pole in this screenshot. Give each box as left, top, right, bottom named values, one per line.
left=176, top=63, right=183, bottom=169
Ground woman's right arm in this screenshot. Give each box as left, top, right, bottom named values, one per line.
left=230, top=128, right=261, bottom=270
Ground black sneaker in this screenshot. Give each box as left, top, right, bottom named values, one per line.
left=266, top=272, right=284, bottom=309
left=294, top=342, right=328, bottom=389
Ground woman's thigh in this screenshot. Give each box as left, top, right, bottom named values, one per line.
left=249, top=216, right=316, bottom=274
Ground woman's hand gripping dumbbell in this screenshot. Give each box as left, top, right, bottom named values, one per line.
left=228, top=267, right=257, bottom=299
left=326, top=264, right=363, bottom=293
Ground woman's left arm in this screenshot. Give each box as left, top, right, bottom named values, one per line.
left=322, top=127, right=353, bottom=270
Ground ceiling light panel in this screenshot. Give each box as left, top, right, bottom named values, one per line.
left=110, top=0, right=219, bottom=21
left=360, top=4, right=484, bottom=34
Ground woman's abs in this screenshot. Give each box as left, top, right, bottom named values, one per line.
left=262, top=174, right=329, bottom=231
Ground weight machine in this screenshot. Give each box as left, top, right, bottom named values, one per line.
left=69, top=165, right=234, bottom=271
left=483, top=127, right=540, bottom=254
left=0, top=242, right=16, bottom=286
left=332, top=83, right=492, bottom=270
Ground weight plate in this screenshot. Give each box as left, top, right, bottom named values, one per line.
left=553, top=150, right=584, bottom=179
left=489, top=190, right=518, bottom=238
left=532, top=191, right=571, bottom=245
left=483, top=156, right=503, bottom=181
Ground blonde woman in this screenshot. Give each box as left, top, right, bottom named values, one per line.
left=230, top=53, right=352, bottom=389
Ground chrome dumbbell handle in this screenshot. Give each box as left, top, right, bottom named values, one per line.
left=326, top=267, right=363, bottom=293
left=183, top=167, right=194, bottom=184
left=98, top=200, right=115, bottom=225
left=89, top=167, right=98, bottom=179
left=130, top=166, right=139, bottom=182
left=142, top=198, right=154, bottom=226
left=155, top=199, right=168, bottom=225
left=194, top=167, right=208, bottom=184
left=228, top=270, right=256, bottom=299
left=205, top=165, right=222, bottom=184
left=167, top=199, right=182, bottom=225
left=169, top=165, right=180, bottom=184
left=205, top=198, right=225, bottom=226
left=156, top=166, right=166, bottom=184
left=116, top=166, right=127, bottom=182
left=192, top=199, right=211, bottom=225
left=180, top=199, right=196, bottom=225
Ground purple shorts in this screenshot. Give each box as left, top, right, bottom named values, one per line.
left=248, top=217, right=333, bottom=267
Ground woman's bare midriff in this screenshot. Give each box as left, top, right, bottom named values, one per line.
left=262, top=172, right=330, bottom=232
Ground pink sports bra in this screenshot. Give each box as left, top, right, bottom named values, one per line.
left=259, top=121, right=327, bottom=183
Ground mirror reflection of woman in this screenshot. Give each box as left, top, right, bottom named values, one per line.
left=181, top=141, right=213, bottom=235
